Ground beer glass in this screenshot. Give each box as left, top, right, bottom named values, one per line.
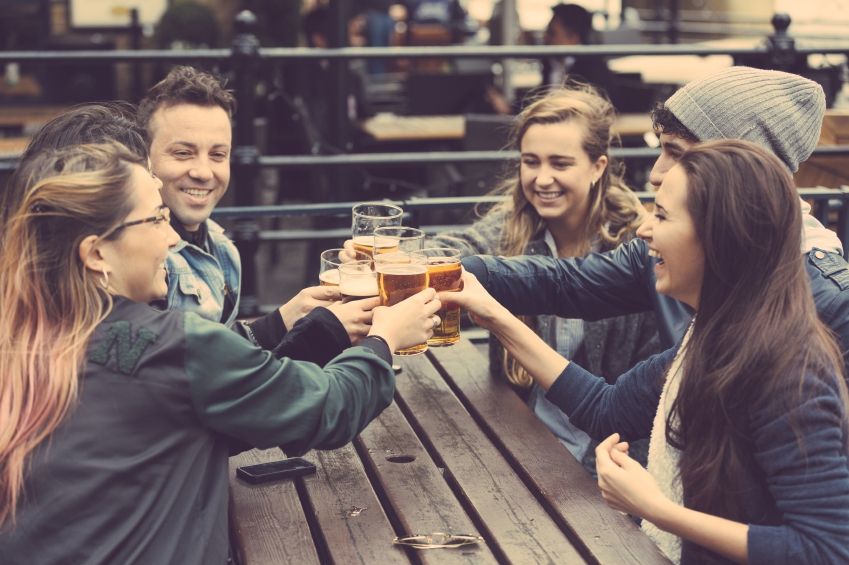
left=351, top=203, right=404, bottom=257
left=375, top=253, right=430, bottom=356
left=413, top=248, right=462, bottom=346
left=319, top=248, right=369, bottom=289
left=372, top=226, right=426, bottom=256
left=338, top=260, right=379, bottom=301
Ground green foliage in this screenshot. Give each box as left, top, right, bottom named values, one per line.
left=154, top=2, right=221, bottom=49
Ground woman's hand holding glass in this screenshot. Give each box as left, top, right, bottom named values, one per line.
left=435, top=270, right=510, bottom=331
left=326, top=297, right=380, bottom=346
left=369, top=288, right=441, bottom=354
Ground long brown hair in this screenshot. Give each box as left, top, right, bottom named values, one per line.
left=487, top=81, right=645, bottom=386
left=0, top=143, right=142, bottom=526
left=668, top=140, right=847, bottom=560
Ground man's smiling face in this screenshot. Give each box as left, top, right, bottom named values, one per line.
left=148, top=104, right=232, bottom=232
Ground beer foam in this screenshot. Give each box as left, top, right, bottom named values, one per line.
left=376, top=264, right=429, bottom=275
left=319, top=269, right=340, bottom=284
left=340, top=277, right=379, bottom=297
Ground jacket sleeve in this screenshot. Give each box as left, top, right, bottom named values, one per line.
left=228, top=308, right=352, bottom=368
left=461, top=238, right=657, bottom=321
left=183, top=313, right=394, bottom=455
left=747, top=371, right=849, bottom=565
left=544, top=347, right=676, bottom=442
left=428, top=208, right=508, bottom=257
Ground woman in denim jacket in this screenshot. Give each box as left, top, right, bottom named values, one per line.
left=430, top=82, right=660, bottom=473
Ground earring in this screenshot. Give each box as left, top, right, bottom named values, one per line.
left=99, top=268, right=109, bottom=289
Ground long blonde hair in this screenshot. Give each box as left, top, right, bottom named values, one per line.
left=0, top=144, right=142, bottom=526
left=487, top=81, right=645, bottom=387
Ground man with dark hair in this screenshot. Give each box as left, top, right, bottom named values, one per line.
left=2, top=102, right=149, bottom=229
left=463, top=66, right=849, bottom=372
left=22, top=102, right=148, bottom=162
left=140, top=66, right=242, bottom=325
left=143, top=66, right=367, bottom=354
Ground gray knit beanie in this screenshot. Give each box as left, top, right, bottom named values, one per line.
left=665, top=66, right=825, bottom=172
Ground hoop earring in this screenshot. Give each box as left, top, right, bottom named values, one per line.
left=99, top=268, right=109, bottom=290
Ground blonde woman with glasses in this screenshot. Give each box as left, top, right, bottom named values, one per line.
left=0, top=143, right=440, bottom=564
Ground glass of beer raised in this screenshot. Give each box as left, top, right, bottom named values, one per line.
left=319, top=248, right=370, bottom=291
left=338, top=260, right=380, bottom=302
left=351, top=203, right=404, bottom=257
left=413, top=248, right=462, bottom=346
left=374, top=252, right=430, bottom=356
left=372, top=226, right=426, bottom=255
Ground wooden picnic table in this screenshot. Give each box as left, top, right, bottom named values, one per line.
left=229, top=339, right=671, bottom=565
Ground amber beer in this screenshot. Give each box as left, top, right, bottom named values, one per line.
left=319, top=269, right=339, bottom=286
left=352, top=235, right=398, bottom=258
left=377, top=262, right=429, bottom=355
left=426, top=259, right=462, bottom=346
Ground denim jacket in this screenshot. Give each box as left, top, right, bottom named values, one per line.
left=164, top=219, right=241, bottom=326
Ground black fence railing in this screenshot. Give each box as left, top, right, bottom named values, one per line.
left=211, top=188, right=849, bottom=254
left=3, top=10, right=849, bottom=313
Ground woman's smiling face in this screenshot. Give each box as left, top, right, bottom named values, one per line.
left=520, top=120, right=606, bottom=227
left=99, top=165, right=180, bottom=303
left=636, top=164, right=705, bottom=309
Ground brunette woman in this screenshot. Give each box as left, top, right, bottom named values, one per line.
left=444, top=140, right=849, bottom=564
left=430, top=81, right=660, bottom=472
left=0, top=143, right=440, bottom=564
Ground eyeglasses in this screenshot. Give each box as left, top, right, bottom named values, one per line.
left=114, top=207, right=171, bottom=231
left=392, top=532, right=484, bottom=549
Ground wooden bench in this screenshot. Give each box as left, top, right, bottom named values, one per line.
left=228, top=339, right=671, bottom=565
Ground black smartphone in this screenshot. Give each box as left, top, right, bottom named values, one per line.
left=236, top=457, right=317, bottom=484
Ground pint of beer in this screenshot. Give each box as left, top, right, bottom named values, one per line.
left=352, top=235, right=398, bottom=257
left=319, top=249, right=370, bottom=298
left=414, top=248, right=462, bottom=346
left=338, top=261, right=379, bottom=301
left=375, top=253, right=429, bottom=356
left=351, top=203, right=403, bottom=257
left=372, top=226, right=425, bottom=255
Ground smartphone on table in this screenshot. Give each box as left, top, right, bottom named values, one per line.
left=236, top=457, right=317, bottom=484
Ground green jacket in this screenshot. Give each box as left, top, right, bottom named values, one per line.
left=0, top=296, right=394, bottom=565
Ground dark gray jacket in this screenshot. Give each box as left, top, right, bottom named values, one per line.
left=0, top=297, right=394, bottom=565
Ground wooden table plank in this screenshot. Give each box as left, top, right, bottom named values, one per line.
left=356, top=402, right=499, bottom=565
left=298, top=444, right=411, bottom=565
left=229, top=448, right=320, bottom=565
left=427, top=341, right=672, bottom=565
left=395, top=354, right=588, bottom=564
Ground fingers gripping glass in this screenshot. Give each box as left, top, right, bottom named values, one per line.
left=393, top=532, right=484, bottom=549
left=114, top=207, right=171, bottom=231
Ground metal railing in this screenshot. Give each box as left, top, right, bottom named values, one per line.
left=210, top=188, right=849, bottom=253
left=3, top=10, right=849, bottom=313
